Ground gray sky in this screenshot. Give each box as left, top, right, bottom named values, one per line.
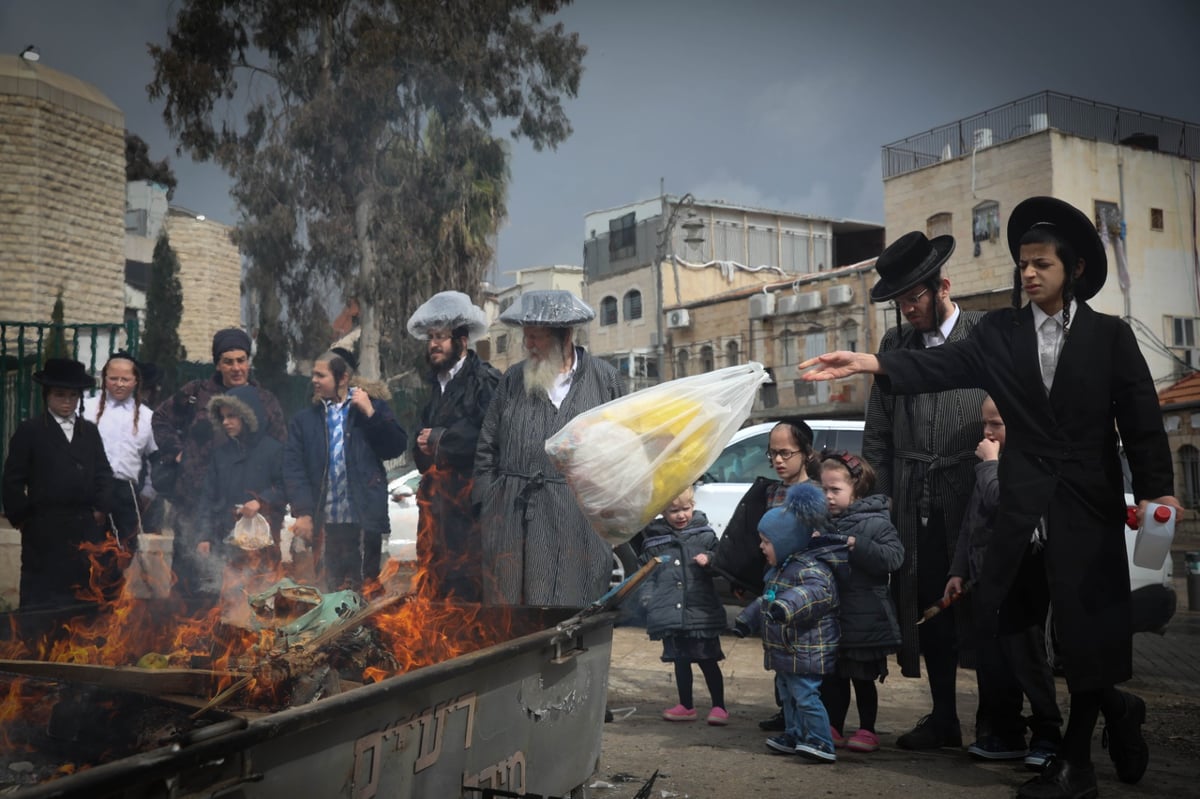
left=4, top=0, right=1198, bottom=283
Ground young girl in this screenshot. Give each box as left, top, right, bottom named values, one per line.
left=713, top=417, right=818, bottom=731
left=283, top=348, right=407, bottom=591
left=818, top=451, right=903, bottom=753
left=802, top=196, right=1179, bottom=797
left=639, top=486, right=729, bottom=725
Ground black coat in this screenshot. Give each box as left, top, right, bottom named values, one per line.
left=831, top=494, right=904, bottom=652
left=875, top=302, right=1173, bottom=691
left=712, top=476, right=777, bottom=595
left=2, top=414, right=113, bottom=608
left=637, top=512, right=726, bottom=639
left=413, top=351, right=500, bottom=600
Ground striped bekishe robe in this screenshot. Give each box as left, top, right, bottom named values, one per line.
left=473, top=348, right=625, bottom=607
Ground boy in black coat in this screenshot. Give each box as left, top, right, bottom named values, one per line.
left=2, top=359, right=113, bottom=609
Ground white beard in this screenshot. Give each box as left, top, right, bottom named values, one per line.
left=524, top=345, right=567, bottom=399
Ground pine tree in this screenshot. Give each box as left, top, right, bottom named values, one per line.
left=41, top=289, right=69, bottom=365
left=141, top=232, right=187, bottom=393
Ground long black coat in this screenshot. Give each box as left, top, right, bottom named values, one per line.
left=874, top=302, right=1173, bottom=691
left=414, top=351, right=500, bottom=601
left=2, top=414, right=113, bottom=608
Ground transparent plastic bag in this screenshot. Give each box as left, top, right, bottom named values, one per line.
left=226, top=512, right=273, bottom=550
left=545, top=362, right=768, bottom=545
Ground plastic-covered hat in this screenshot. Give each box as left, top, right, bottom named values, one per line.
left=499, top=290, right=595, bottom=328
left=406, top=291, right=488, bottom=341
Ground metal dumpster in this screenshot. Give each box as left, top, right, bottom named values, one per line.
left=4, top=606, right=616, bottom=799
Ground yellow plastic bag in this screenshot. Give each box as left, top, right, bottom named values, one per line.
left=545, top=362, right=768, bottom=545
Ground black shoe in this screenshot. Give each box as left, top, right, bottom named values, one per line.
left=604, top=708, right=614, bottom=723
left=1016, top=757, right=1098, bottom=799
left=896, top=714, right=962, bottom=750
left=758, top=710, right=786, bottom=731
left=1101, top=690, right=1148, bottom=784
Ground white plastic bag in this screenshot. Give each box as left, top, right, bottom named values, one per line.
left=545, top=362, right=768, bottom=545
left=226, top=513, right=273, bottom=550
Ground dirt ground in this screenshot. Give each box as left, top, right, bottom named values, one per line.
left=584, top=626, right=1200, bottom=799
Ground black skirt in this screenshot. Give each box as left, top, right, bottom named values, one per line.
left=660, top=633, right=725, bottom=663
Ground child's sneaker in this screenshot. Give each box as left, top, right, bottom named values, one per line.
left=1024, top=740, right=1058, bottom=771
left=796, top=739, right=837, bottom=763
left=662, top=704, right=697, bottom=722
left=830, top=726, right=846, bottom=747
left=967, top=735, right=1027, bottom=760
left=706, top=707, right=729, bottom=726
left=766, top=733, right=799, bottom=754
left=847, top=729, right=880, bottom=752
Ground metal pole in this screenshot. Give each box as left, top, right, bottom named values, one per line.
left=655, top=179, right=666, bottom=383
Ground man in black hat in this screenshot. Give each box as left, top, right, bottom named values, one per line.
left=861, top=232, right=986, bottom=750
left=474, top=289, right=625, bottom=607
left=152, top=327, right=287, bottom=606
left=2, top=358, right=114, bottom=609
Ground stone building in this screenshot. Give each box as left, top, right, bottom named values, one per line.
left=0, top=53, right=125, bottom=326
left=478, top=265, right=584, bottom=374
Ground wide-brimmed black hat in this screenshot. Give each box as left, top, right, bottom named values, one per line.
left=1007, top=196, right=1107, bottom=301
left=499, top=290, right=594, bottom=327
left=33, top=358, right=95, bottom=390
left=869, top=231, right=956, bottom=302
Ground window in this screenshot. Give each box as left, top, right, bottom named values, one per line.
left=972, top=201, right=1000, bottom=242
left=1150, top=208, right=1164, bottom=231
left=725, top=339, right=739, bottom=367
left=927, top=212, right=952, bottom=239
left=1181, top=445, right=1200, bottom=510
left=778, top=330, right=797, bottom=367
left=840, top=320, right=859, bottom=353
left=675, top=348, right=689, bottom=378
left=1095, top=201, right=1121, bottom=240
left=599, top=296, right=618, bottom=326
left=1171, top=317, right=1197, bottom=348
left=496, top=334, right=508, bottom=354
left=622, top=289, right=643, bottom=320
left=499, top=296, right=515, bottom=314
left=608, top=212, right=636, bottom=260
left=700, top=344, right=714, bottom=373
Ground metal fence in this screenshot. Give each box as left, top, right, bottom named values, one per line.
left=1, top=319, right=137, bottom=512
left=882, top=91, right=1200, bottom=180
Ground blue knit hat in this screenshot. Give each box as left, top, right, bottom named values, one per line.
left=757, top=482, right=833, bottom=564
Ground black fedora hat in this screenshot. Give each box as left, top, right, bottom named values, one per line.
left=32, top=358, right=95, bottom=390
left=1007, top=196, right=1107, bottom=301
left=869, top=231, right=956, bottom=302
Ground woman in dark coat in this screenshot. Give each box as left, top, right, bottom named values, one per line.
left=2, top=359, right=113, bottom=609
left=801, top=196, right=1180, bottom=799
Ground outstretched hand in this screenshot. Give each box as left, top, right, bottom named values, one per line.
left=796, top=351, right=880, bottom=381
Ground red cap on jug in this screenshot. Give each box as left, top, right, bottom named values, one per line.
left=1153, top=506, right=1172, bottom=523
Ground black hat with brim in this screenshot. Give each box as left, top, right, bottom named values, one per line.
left=1007, top=196, right=1107, bottom=301
left=869, top=231, right=956, bottom=302
left=33, top=358, right=95, bottom=390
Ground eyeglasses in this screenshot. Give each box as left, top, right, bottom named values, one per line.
left=766, top=449, right=801, bottom=461
left=428, top=332, right=453, bottom=342
left=889, top=287, right=930, bottom=310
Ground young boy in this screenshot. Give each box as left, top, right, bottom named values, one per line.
left=639, top=486, right=729, bottom=725
left=735, top=482, right=849, bottom=763
left=2, top=358, right=113, bottom=609
left=945, top=395, right=1062, bottom=770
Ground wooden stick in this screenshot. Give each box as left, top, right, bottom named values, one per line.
left=0, top=659, right=245, bottom=696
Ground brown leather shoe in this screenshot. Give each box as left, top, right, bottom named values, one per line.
left=1016, top=757, right=1098, bottom=799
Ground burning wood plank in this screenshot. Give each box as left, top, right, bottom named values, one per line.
left=0, top=659, right=246, bottom=697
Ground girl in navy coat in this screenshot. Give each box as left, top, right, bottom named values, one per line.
left=817, top=451, right=903, bottom=753
left=801, top=196, right=1180, bottom=798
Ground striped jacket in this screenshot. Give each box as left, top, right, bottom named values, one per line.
left=736, top=540, right=850, bottom=676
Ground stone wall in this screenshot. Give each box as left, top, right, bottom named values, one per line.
left=0, top=91, right=125, bottom=327
left=165, top=212, right=243, bottom=361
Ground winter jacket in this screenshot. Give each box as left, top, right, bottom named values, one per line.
left=712, top=476, right=778, bottom=595
left=283, top=380, right=408, bottom=534
left=638, top=511, right=726, bottom=639
left=736, top=539, right=850, bottom=676
left=201, top=386, right=286, bottom=545
left=831, top=494, right=904, bottom=652
left=950, top=458, right=1000, bottom=583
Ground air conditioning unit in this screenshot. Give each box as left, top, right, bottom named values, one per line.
left=795, top=291, right=822, bottom=312
left=827, top=285, right=853, bottom=305
left=776, top=295, right=800, bottom=315
left=973, top=128, right=993, bottom=150
left=749, top=292, right=776, bottom=320
left=667, top=309, right=691, bottom=329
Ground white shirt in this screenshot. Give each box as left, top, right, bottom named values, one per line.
left=51, top=411, right=75, bottom=443
left=548, top=349, right=580, bottom=410
left=921, top=303, right=962, bottom=348
left=1031, top=299, right=1075, bottom=393
left=82, top=394, right=158, bottom=481
left=437, top=352, right=467, bottom=393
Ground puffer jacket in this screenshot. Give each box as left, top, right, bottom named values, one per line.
left=283, top=379, right=408, bottom=534
left=638, top=511, right=725, bottom=639
left=832, top=493, right=904, bottom=652
left=736, top=538, right=850, bottom=675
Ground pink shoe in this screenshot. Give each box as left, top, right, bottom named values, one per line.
left=662, top=704, right=697, bottom=722
left=707, top=707, right=730, bottom=726
left=831, top=726, right=847, bottom=748
left=847, top=728, right=880, bottom=752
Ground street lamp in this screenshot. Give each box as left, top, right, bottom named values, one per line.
left=655, top=189, right=704, bottom=382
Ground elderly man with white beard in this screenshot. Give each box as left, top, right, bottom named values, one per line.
left=473, top=290, right=625, bottom=607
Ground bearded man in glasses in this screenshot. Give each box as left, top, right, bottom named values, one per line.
left=862, top=232, right=986, bottom=751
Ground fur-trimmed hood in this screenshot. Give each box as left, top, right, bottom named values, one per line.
left=310, top=377, right=391, bottom=405
left=209, top=385, right=266, bottom=437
